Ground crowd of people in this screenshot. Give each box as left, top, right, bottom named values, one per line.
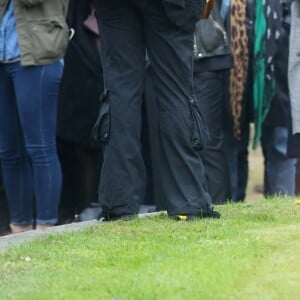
left=0, top=0, right=299, bottom=235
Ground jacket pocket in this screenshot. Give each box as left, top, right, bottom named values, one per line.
left=188, top=98, right=210, bottom=151
left=29, top=17, right=69, bottom=61
left=91, top=90, right=111, bottom=144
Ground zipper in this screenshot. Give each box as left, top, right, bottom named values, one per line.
left=193, top=34, right=199, bottom=57
left=188, top=98, right=210, bottom=152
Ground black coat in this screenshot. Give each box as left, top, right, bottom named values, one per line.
left=264, top=4, right=291, bottom=128
left=57, top=0, right=104, bottom=149
left=163, top=0, right=206, bottom=31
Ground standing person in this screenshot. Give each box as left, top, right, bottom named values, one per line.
left=193, top=0, right=232, bottom=204
left=289, top=0, right=300, bottom=135
left=0, top=167, right=10, bottom=235
left=222, top=0, right=253, bottom=202
left=57, top=0, right=103, bottom=224
left=0, top=0, right=69, bottom=233
left=288, top=0, right=300, bottom=193
left=253, top=0, right=296, bottom=196
left=94, top=0, right=220, bottom=221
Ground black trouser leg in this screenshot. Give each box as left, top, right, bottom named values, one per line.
left=194, top=71, right=230, bottom=204
left=144, top=65, right=166, bottom=210
left=143, top=1, right=212, bottom=215
left=95, top=0, right=146, bottom=216
left=57, top=140, right=80, bottom=223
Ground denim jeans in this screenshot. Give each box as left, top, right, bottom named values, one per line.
left=0, top=61, right=63, bottom=225
left=0, top=165, right=10, bottom=233
left=261, top=126, right=296, bottom=196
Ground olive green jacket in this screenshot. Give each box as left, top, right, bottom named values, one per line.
left=0, top=0, right=69, bottom=66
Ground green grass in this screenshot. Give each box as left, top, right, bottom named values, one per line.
left=1, top=198, right=300, bottom=300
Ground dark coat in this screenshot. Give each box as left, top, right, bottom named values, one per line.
left=163, top=0, right=206, bottom=31
left=57, top=0, right=104, bottom=149
left=264, top=3, right=291, bottom=127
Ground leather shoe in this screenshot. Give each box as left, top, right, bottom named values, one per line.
left=97, top=211, right=137, bottom=222
left=175, top=207, right=221, bottom=221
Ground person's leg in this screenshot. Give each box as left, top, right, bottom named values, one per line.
left=261, top=137, right=270, bottom=195
left=194, top=71, right=230, bottom=204
left=141, top=98, right=155, bottom=207
left=75, top=146, right=102, bottom=221
left=262, top=125, right=296, bottom=196
left=289, top=1, right=300, bottom=135
left=12, top=62, right=63, bottom=226
left=236, top=119, right=250, bottom=201
left=143, top=0, right=216, bottom=216
left=222, top=70, right=239, bottom=202
left=74, top=147, right=101, bottom=209
left=222, top=129, right=238, bottom=201
left=95, top=0, right=146, bottom=217
left=296, top=157, right=300, bottom=195
left=57, top=139, right=79, bottom=224
left=144, top=65, right=166, bottom=211
left=0, top=63, right=34, bottom=231
left=0, top=167, right=11, bottom=235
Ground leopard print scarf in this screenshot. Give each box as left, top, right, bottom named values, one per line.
left=230, top=0, right=249, bottom=139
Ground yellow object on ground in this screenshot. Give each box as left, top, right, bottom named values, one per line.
left=177, top=215, right=187, bottom=221
left=295, top=199, right=300, bottom=205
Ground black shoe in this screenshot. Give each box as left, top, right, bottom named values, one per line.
left=97, top=211, right=138, bottom=222
left=200, top=207, right=221, bottom=219
left=78, top=202, right=102, bottom=222
left=175, top=208, right=221, bottom=221
left=175, top=215, right=198, bottom=221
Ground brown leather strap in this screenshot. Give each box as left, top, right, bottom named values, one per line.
left=202, top=0, right=215, bottom=19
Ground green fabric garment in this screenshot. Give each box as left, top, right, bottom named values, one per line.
left=253, top=1, right=266, bottom=149
left=0, top=0, right=69, bottom=66
left=252, top=0, right=276, bottom=149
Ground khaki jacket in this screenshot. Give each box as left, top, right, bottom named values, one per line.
left=0, top=0, right=69, bottom=66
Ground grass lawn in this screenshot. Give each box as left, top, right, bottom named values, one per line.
left=0, top=198, right=299, bottom=300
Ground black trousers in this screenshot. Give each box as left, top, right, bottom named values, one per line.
left=194, top=71, right=231, bottom=204
left=95, top=0, right=211, bottom=216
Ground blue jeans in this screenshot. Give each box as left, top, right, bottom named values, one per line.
left=261, top=126, right=296, bottom=196
left=0, top=61, right=63, bottom=225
